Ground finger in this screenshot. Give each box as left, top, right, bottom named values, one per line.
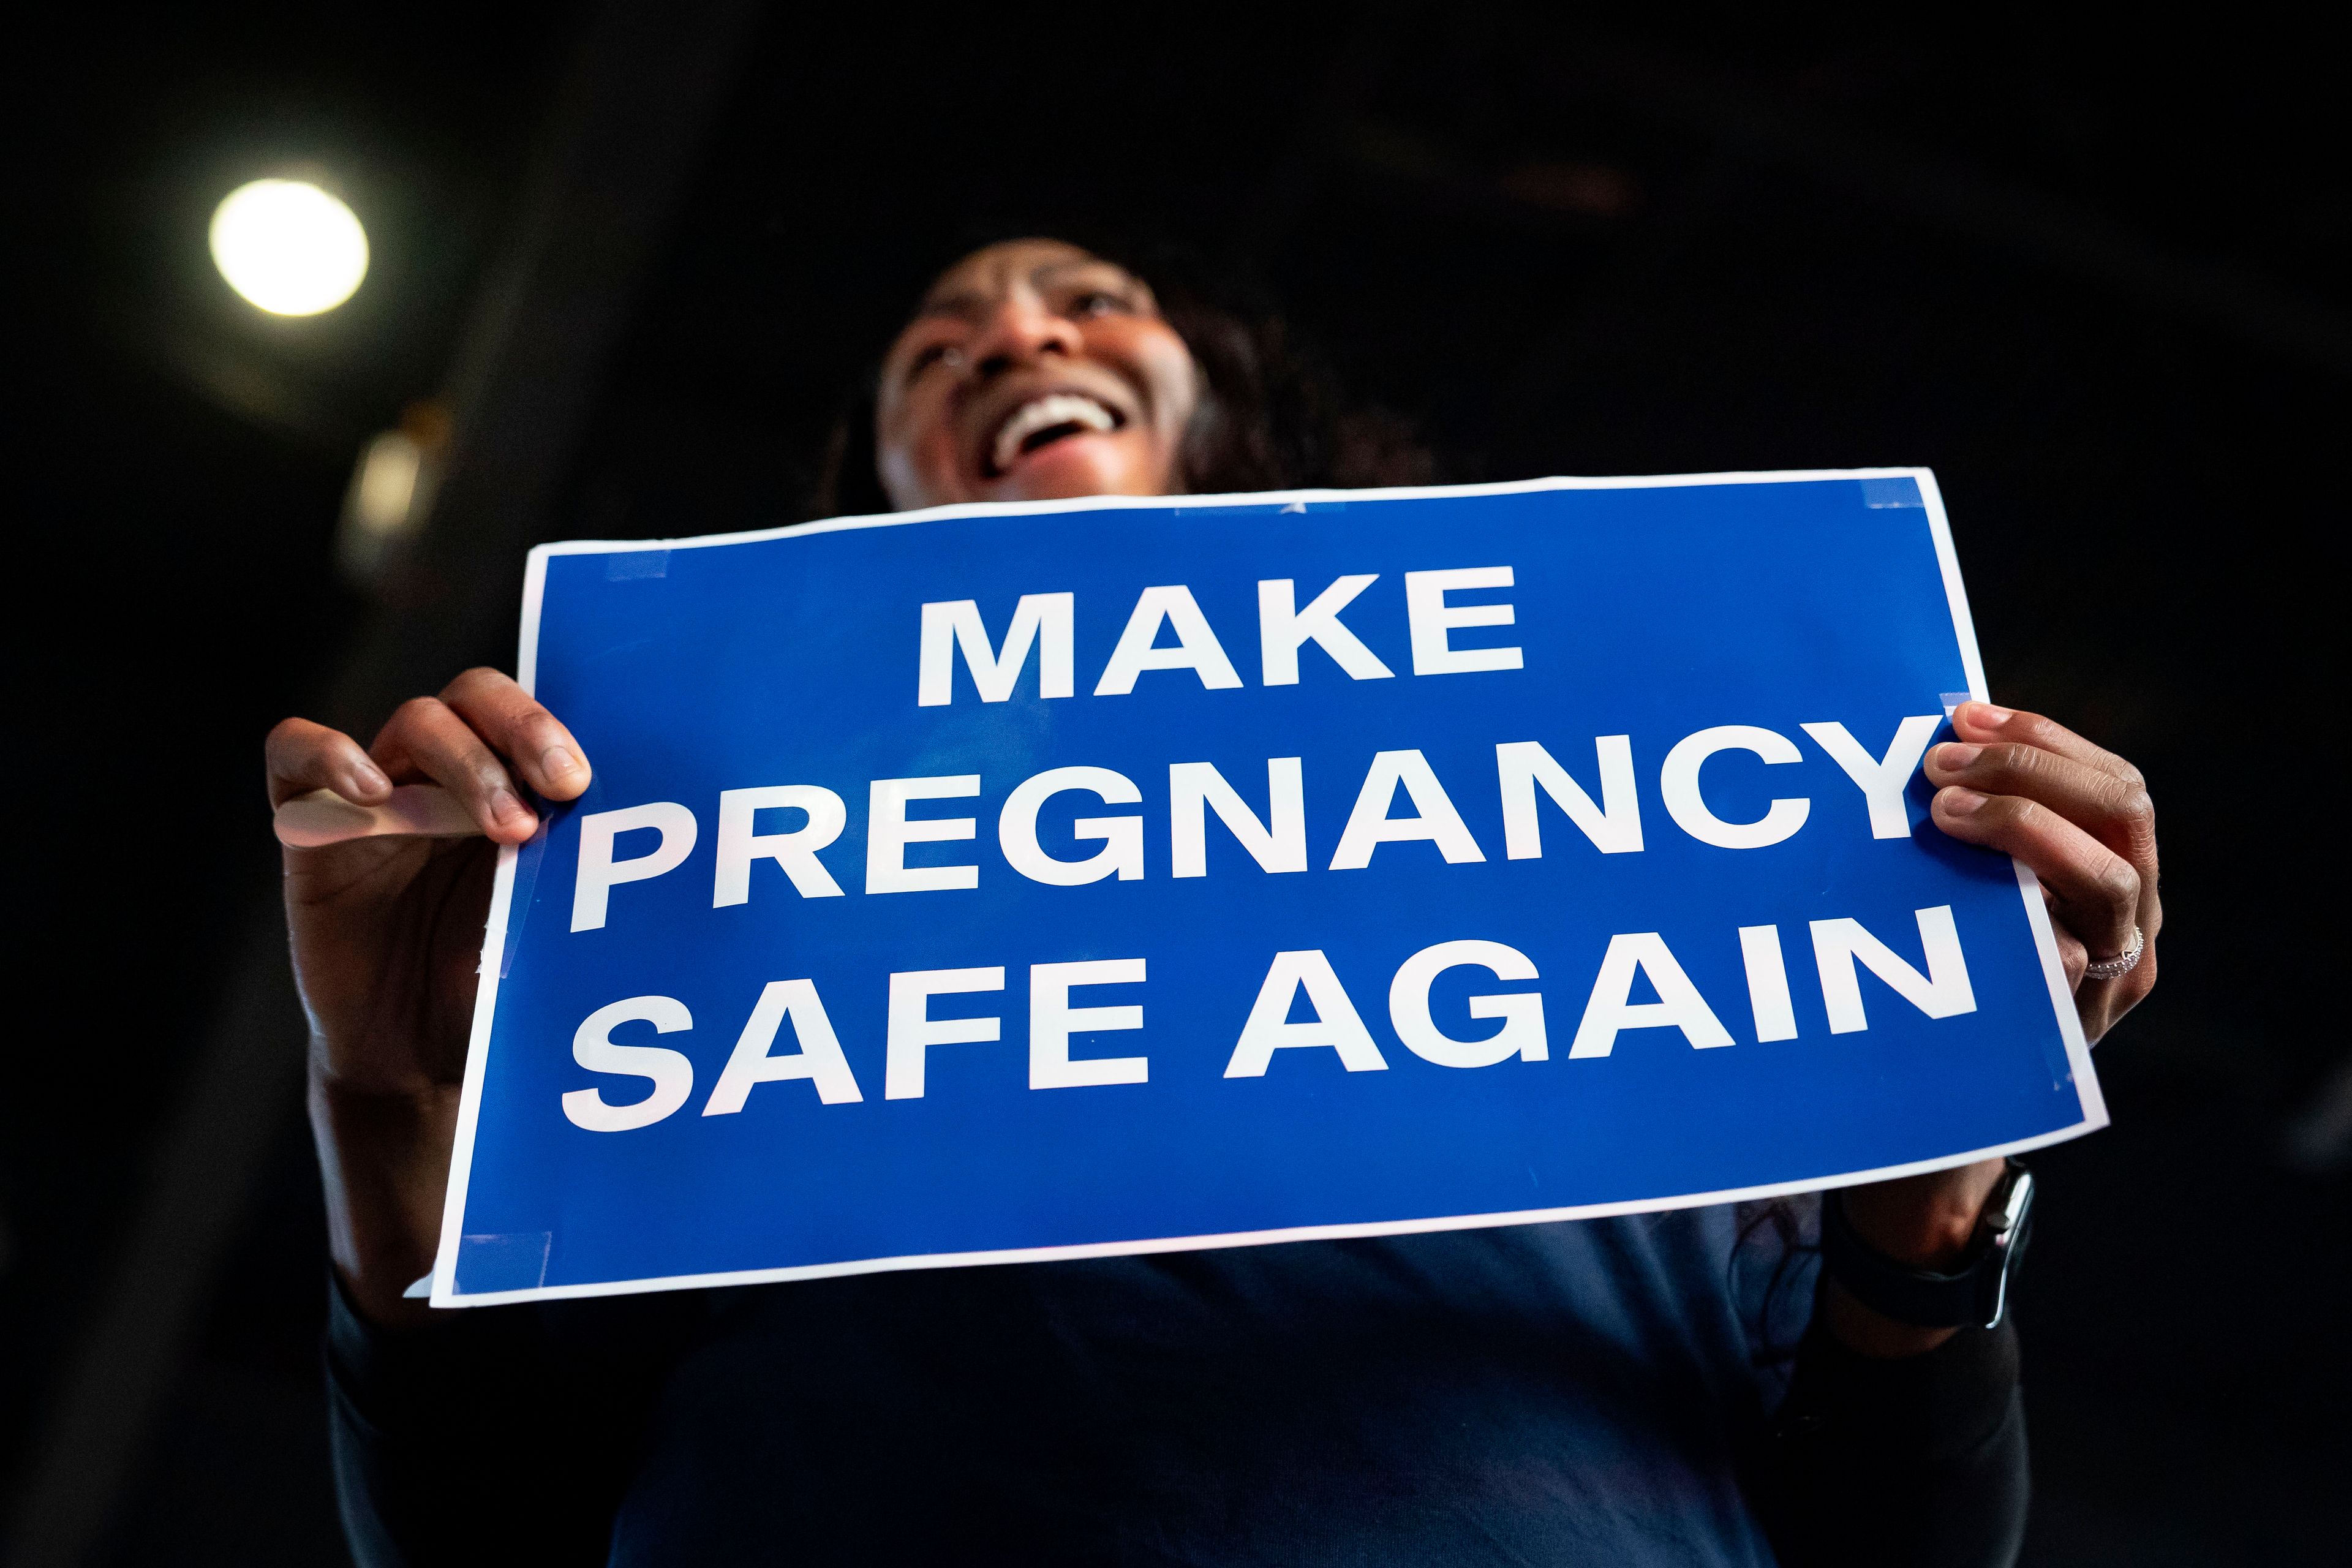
left=2046, top=911, right=2089, bottom=989
left=266, top=717, right=394, bottom=809
left=1932, top=787, right=2139, bottom=957
left=2038, top=869, right=2158, bottom=1039
left=1942, top=704, right=2163, bottom=951
left=274, top=783, right=482, bottom=849
left=1924, top=737, right=2157, bottom=874
left=437, top=667, right=594, bottom=801
left=370, top=697, right=540, bottom=843
left=1951, top=703, right=2141, bottom=787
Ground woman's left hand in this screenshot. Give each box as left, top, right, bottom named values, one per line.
left=1828, top=700, right=2158, bottom=1355
left=1923, top=701, right=2160, bottom=1039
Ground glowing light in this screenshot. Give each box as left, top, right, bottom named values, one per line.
left=208, top=179, right=369, bottom=315
left=349, top=430, right=424, bottom=537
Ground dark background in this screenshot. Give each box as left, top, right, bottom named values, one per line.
left=7, top=5, right=2346, bottom=1564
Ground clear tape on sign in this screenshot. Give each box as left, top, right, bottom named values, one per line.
left=605, top=549, right=671, bottom=581
left=499, top=809, right=562, bottom=979
left=456, top=1232, right=553, bottom=1294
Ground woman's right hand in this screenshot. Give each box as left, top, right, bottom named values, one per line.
left=267, top=668, right=591, bottom=1323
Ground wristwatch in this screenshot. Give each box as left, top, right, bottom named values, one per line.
left=1820, top=1160, right=2035, bottom=1330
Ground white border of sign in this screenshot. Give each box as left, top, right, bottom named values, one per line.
left=431, top=469, right=2105, bottom=1308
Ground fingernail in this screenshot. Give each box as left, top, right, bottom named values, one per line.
left=1940, top=787, right=1989, bottom=816
left=541, top=745, right=581, bottom=781
left=490, top=786, right=534, bottom=827
left=349, top=760, right=390, bottom=794
left=1937, top=742, right=1982, bottom=769
left=1975, top=704, right=2015, bottom=728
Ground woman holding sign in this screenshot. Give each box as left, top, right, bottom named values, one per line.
left=271, top=239, right=2160, bottom=1567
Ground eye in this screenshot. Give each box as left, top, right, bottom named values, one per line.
left=906, top=342, right=963, bottom=378
left=1069, top=289, right=1130, bottom=319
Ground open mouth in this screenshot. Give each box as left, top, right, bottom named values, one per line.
left=984, top=393, right=1125, bottom=477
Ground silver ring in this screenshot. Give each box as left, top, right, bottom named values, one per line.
left=2083, top=926, right=2144, bottom=981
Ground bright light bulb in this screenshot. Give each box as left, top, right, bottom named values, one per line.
left=208, top=179, right=369, bottom=315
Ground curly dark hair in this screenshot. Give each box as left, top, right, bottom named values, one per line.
left=809, top=236, right=1433, bottom=519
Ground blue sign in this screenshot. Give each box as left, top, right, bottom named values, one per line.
left=433, top=471, right=2101, bottom=1306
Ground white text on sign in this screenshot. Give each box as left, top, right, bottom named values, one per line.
left=559, top=909, right=1978, bottom=1131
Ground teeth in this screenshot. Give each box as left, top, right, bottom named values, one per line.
left=991, top=394, right=1116, bottom=472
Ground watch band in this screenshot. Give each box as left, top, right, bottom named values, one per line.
left=1820, top=1161, right=2035, bottom=1330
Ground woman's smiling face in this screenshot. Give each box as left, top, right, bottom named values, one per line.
left=875, top=239, right=1201, bottom=511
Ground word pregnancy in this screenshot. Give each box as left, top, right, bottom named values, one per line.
left=568, top=719, right=1943, bottom=925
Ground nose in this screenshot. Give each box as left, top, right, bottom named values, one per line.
left=965, top=293, right=1081, bottom=379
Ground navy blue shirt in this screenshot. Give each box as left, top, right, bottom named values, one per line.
left=328, top=1203, right=2025, bottom=1566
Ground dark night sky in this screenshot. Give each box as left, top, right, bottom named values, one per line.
left=7, top=7, right=2346, bottom=1562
